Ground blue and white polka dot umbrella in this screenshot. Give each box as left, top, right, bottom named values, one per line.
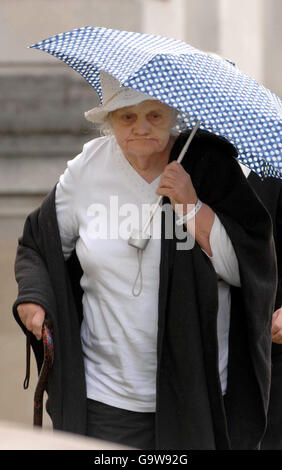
left=30, top=26, right=281, bottom=178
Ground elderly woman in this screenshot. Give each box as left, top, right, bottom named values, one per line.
left=13, top=72, right=276, bottom=450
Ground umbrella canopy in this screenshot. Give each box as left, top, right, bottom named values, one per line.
left=30, top=26, right=281, bottom=178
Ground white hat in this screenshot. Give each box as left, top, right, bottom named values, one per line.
left=84, top=71, right=152, bottom=123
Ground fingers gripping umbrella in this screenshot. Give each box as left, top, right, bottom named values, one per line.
left=30, top=26, right=281, bottom=178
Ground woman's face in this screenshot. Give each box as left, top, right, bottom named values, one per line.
left=109, top=100, right=176, bottom=160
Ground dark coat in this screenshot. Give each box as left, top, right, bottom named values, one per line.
left=246, top=171, right=282, bottom=450
left=13, top=130, right=277, bottom=450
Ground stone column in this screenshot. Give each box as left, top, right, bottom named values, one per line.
left=263, top=0, right=282, bottom=96
left=142, top=0, right=187, bottom=40
left=142, top=0, right=219, bottom=52
left=218, top=0, right=264, bottom=82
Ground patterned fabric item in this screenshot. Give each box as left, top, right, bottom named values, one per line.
left=30, top=26, right=281, bottom=178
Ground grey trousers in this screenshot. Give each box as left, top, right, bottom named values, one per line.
left=86, top=398, right=156, bottom=450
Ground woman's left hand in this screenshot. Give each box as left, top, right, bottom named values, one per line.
left=156, top=161, right=198, bottom=214
left=272, top=307, right=282, bottom=343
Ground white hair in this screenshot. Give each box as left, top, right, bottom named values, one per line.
left=96, top=119, right=114, bottom=137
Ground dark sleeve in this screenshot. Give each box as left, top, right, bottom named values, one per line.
left=13, top=209, right=56, bottom=318
left=13, top=209, right=57, bottom=372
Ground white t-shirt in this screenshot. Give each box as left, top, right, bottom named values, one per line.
left=55, top=135, right=240, bottom=411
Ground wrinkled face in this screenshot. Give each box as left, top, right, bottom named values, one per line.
left=109, top=100, right=177, bottom=160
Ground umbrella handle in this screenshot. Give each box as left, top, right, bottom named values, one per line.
left=33, top=319, right=54, bottom=427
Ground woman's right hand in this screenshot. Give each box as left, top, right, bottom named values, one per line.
left=17, top=303, right=46, bottom=340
